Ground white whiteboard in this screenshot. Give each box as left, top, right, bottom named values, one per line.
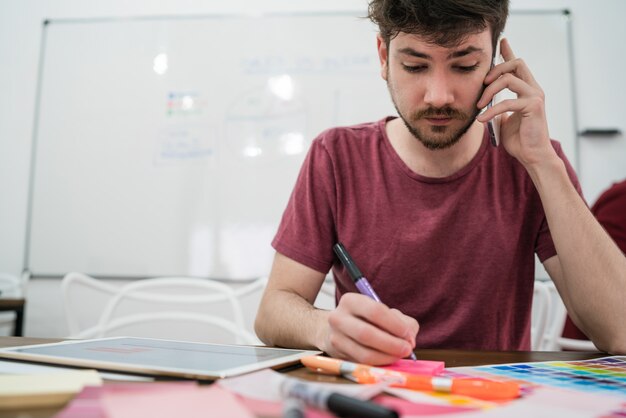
left=27, top=11, right=576, bottom=279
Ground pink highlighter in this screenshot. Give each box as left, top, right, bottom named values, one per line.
left=382, top=359, right=445, bottom=376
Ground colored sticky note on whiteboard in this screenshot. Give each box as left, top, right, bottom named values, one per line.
left=382, top=359, right=445, bottom=375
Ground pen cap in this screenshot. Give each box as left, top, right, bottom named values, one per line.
left=333, top=243, right=363, bottom=282
left=352, top=370, right=379, bottom=384
left=300, top=356, right=342, bottom=375
left=451, top=379, right=520, bottom=400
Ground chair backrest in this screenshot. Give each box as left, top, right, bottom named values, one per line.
left=0, top=273, right=22, bottom=298
left=315, top=274, right=337, bottom=310
left=543, top=280, right=574, bottom=351
left=0, top=273, right=24, bottom=331
left=556, top=335, right=598, bottom=351
left=532, top=280, right=598, bottom=351
left=61, top=273, right=260, bottom=345
left=531, top=280, right=551, bottom=350
left=61, top=272, right=120, bottom=336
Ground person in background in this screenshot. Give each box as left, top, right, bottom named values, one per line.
left=255, top=0, right=626, bottom=364
left=592, top=179, right=626, bottom=253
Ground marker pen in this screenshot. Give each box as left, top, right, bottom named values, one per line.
left=282, top=396, right=305, bottom=418
left=280, top=377, right=398, bottom=418
left=301, top=355, right=521, bottom=401
left=333, top=243, right=418, bottom=361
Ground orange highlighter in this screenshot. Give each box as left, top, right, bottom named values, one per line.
left=301, top=355, right=520, bottom=401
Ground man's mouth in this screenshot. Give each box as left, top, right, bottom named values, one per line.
left=425, top=117, right=453, bottom=125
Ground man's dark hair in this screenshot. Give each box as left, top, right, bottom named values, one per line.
left=368, top=0, right=509, bottom=50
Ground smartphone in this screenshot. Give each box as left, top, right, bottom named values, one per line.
left=487, top=37, right=503, bottom=147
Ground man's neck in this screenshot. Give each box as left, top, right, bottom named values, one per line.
left=385, top=118, right=485, bottom=178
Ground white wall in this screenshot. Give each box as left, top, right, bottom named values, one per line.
left=0, top=0, right=367, bottom=337
left=1, top=0, right=625, bottom=337
left=509, top=0, right=626, bottom=204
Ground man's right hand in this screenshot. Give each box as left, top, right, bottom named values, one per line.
left=318, top=292, right=419, bottom=365
left=256, top=252, right=419, bottom=365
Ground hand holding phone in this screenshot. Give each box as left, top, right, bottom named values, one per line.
left=486, top=37, right=503, bottom=147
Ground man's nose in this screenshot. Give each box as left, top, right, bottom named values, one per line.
left=423, top=70, right=454, bottom=108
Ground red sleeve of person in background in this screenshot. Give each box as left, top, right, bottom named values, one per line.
left=562, top=179, right=626, bottom=340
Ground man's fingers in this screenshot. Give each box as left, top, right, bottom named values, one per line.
left=329, top=305, right=413, bottom=358
left=340, top=293, right=415, bottom=341
left=500, top=37, right=516, bottom=61
left=390, top=308, right=419, bottom=345
left=325, top=326, right=402, bottom=365
left=478, top=71, right=543, bottom=111
left=484, top=40, right=540, bottom=92
left=326, top=293, right=418, bottom=363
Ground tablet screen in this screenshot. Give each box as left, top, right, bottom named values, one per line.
left=0, top=337, right=321, bottom=379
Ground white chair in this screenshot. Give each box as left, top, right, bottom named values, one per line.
left=556, top=335, right=598, bottom=351
left=535, top=279, right=598, bottom=351
left=315, top=274, right=337, bottom=310
left=61, top=273, right=260, bottom=345
left=531, top=280, right=551, bottom=350
left=0, top=273, right=22, bottom=298
left=61, top=272, right=120, bottom=337
left=0, top=273, right=25, bottom=335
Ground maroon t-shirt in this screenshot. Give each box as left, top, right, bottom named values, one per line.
left=592, top=179, right=626, bottom=253
left=273, top=117, right=581, bottom=350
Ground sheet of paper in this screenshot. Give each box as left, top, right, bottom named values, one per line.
left=440, top=356, right=626, bottom=416
left=0, top=370, right=101, bottom=410
left=217, top=368, right=388, bottom=402
left=0, top=359, right=153, bottom=382
left=436, top=386, right=626, bottom=418
left=0, top=359, right=72, bottom=375
left=100, top=385, right=254, bottom=418
left=451, top=356, right=626, bottom=399
left=375, top=395, right=479, bottom=417
left=55, top=382, right=197, bottom=418
left=384, top=386, right=496, bottom=409
left=236, top=396, right=334, bottom=418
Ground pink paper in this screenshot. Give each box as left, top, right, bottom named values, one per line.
left=101, top=385, right=254, bottom=418
left=236, top=396, right=335, bottom=418
left=375, top=395, right=477, bottom=416
left=54, top=383, right=197, bottom=418
left=383, top=359, right=445, bottom=376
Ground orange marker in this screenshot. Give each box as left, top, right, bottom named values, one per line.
left=301, top=356, right=520, bottom=401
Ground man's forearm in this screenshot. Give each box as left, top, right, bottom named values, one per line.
left=526, top=157, right=626, bottom=353
left=255, top=288, right=329, bottom=350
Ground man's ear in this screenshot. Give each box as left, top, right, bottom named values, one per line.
left=376, top=34, right=388, bottom=81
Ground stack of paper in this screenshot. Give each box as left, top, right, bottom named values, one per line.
left=0, top=370, right=102, bottom=410
left=56, top=382, right=255, bottom=418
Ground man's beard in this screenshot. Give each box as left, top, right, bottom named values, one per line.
left=387, top=79, right=483, bottom=150
left=394, top=104, right=480, bottom=150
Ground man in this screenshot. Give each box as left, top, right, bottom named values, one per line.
left=255, top=0, right=626, bottom=365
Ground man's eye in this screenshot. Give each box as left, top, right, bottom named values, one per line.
left=402, top=64, right=427, bottom=73
left=455, top=64, right=479, bottom=73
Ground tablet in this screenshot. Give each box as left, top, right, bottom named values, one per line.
left=0, top=337, right=321, bottom=380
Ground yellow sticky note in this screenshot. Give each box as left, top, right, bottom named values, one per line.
left=0, top=369, right=102, bottom=410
